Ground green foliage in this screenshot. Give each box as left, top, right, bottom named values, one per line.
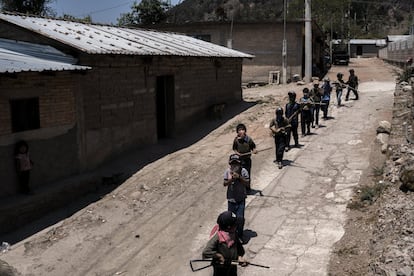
left=117, top=0, right=171, bottom=26
left=61, top=14, right=92, bottom=24
left=165, top=0, right=412, bottom=39
left=0, top=0, right=53, bottom=16
left=358, top=181, right=388, bottom=204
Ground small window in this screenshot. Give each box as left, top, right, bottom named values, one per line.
left=10, top=98, right=40, bottom=132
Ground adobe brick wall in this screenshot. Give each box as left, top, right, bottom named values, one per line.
left=0, top=72, right=81, bottom=197
left=76, top=54, right=242, bottom=169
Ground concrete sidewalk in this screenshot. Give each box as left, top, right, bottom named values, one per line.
left=239, top=81, right=395, bottom=275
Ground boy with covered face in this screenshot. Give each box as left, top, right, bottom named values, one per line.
left=202, top=211, right=248, bottom=276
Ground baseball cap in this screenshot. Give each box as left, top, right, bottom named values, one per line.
left=228, top=154, right=241, bottom=164
left=217, top=211, right=238, bottom=230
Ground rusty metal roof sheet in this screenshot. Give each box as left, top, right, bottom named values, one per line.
left=0, top=13, right=254, bottom=58
left=0, top=38, right=91, bottom=73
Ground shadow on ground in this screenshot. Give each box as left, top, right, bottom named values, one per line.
left=0, top=100, right=256, bottom=244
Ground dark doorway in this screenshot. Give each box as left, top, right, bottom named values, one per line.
left=156, top=75, right=175, bottom=139
left=357, top=46, right=363, bottom=56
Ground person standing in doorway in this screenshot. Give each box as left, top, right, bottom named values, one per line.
left=14, top=140, right=34, bottom=195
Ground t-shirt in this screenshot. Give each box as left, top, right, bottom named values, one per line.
left=224, top=167, right=249, bottom=202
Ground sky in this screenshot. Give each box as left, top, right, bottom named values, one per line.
left=50, top=0, right=181, bottom=25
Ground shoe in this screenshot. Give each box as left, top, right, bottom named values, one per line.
left=307, top=131, right=311, bottom=135
left=312, top=125, right=315, bottom=128
left=295, top=143, right=299, bottom=148
left=285, top=147, right=289, bottom=152
left=278, top=162, right=283, bottom=169
left=273, top=160, right=277, bottom=163
left=345, top=98, right=349, bottom=101
left=315, top=124, right=319, bottom=129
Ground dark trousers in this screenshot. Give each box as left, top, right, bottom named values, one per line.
left=301, top=111, right=312, bottom=135
left=346, top=87, right=358, bottom=100
left=286, top=123, right=299, bottom=146
left=240, top=158, right=251, bottom=190
left=321, top=100, right=329, bottom=118
left=312, top=105, right=320, bottom=126
left=228, top=200, right=246, bottom=240
left=213, top=264, right=237, bottom=276
left=274, top=135, right=286, bottom=162
left=17, top=170, right=31, bottom=194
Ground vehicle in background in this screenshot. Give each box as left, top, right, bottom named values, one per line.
left=331, top=40, right=350, bottom=65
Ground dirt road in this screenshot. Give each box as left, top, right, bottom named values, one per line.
left=1, top=58, right=398, bottom=276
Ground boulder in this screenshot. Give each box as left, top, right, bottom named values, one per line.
left=377, top=121, right=392, bottom=134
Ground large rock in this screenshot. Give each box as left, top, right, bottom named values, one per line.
left=376, top=133, right=390, bottom=153
left=377, top=121, right=392, bottom=134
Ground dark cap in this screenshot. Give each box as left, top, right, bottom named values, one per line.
left=217, top=211, right=238, bottom=230
left=229, top=154, right=241, bottom=164
left=288, top=91, right=296, bottom=97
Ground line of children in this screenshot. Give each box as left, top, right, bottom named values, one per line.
left=202, top=69, right=359, bottom=275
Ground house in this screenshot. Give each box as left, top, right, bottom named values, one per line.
left=0, top=13, right=252, bottom=197
left=349, top=39, right=386, bottom=58
left=0, top=38, right=90, bottom=196
left=149, top=20, right=328, bottom=84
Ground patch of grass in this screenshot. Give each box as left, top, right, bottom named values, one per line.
left=348, top=200, right=365, bottom=210
left=334, top=245, right=359, bottom=256
left=348, top=181, right=389, bottom=210
left=371, top=166, right=384, bottom=177
left=359, top=181, right=389, bottom=203
left=397, top=67, right=413, bottom=82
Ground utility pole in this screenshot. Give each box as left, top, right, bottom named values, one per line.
left=304, top=0, right=312, bottom=83
left=282, top=0, right=287, bottom=84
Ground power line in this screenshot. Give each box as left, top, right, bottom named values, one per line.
left=75, top=1, right=134, bottom=18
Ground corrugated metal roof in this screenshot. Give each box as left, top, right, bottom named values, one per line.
left=387, top=35, right=412, bottom=42
left=350, top=39, right=386, bottom=46
left=0, top=38, right=91, bottom=73
left=0, top=13, right=254, bottom=58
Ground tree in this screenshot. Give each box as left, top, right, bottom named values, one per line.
left=0, top=0, right=53, bottom=16
left=117, top=0, right=170, bottom=26
left=62, top=14, right=92, bottom=24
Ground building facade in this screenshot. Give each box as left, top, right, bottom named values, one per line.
left=151, top=20, right=327, bottom=84
left=0, top=13, right=251, bottom=196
